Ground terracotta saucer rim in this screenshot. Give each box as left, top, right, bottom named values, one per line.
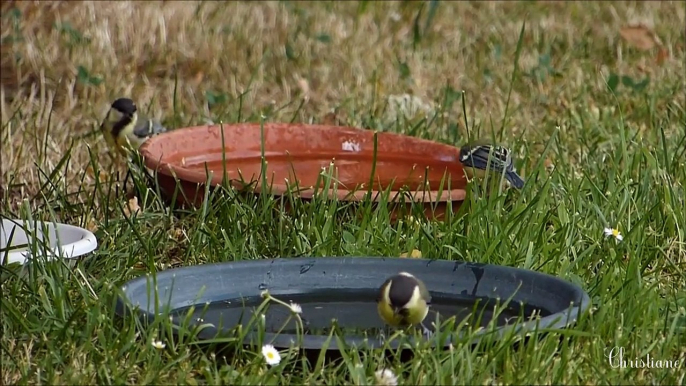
left=139, top=123, right=468, bottom=204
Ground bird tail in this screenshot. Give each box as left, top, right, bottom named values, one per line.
left=505, top=170, right=525, bottom=189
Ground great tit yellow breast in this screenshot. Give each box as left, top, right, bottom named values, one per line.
left=101, top=98, right=167, bottom=157
left=111, top=112, right=138, bottom=154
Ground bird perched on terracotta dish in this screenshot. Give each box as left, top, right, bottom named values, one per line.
left=458, top=140, right=525, bottom=189
left=100, top=97, right=167, bottom=157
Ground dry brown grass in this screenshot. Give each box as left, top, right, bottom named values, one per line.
left=1, top=1, right=684, bottom=208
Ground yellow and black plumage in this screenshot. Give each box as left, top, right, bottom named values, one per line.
left=377, top=271, right=432, bottom=335
left=100, top=97, right=167, bottom=157
left=459, top=141, right=525, bottom=189
left=99, top=98, right=167, bottom=196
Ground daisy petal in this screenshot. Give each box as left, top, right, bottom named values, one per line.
left=261, top=344, right=281, bottom=366
left=374, top=369, right=398, bottom=386
left=289, top=302, right=302, bottom=314
left=151, top=340, right=166, bottom=350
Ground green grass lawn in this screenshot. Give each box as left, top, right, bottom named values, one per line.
left=2, top=1, right=685, bottom=384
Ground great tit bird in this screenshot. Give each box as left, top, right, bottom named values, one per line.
left=100, top=98, right=167, bottom=195
left=100, top=97, right=167, bottom=157
left=459, top=141, right=525, bottom=189
left=377, top=272, right=432, bottom=336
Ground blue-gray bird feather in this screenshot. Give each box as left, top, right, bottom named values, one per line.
left=133, top=118, right=167, bottom=138
left=459, top=144, right=525, bottom=189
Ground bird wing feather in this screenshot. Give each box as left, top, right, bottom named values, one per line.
left=132, top=116, right=167, bottom=138
left=464, top=145, right=510, bottom=172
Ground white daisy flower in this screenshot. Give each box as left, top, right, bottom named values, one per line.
left=261, top=344, right=281, bottom=366
left=604, top=227, right=623, bottom=242
left=151, top=340, right=166, bottom=350
left=374, top=368, right=398, bottom=386
left=289, top=302, right=302, bottom=314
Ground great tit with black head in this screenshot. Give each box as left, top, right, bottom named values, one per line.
left=459, top=140, right=525, bottom=189
left=99, top=98, right=167, bottom=195
left=100, top=97, right=167, bottom=157
left=377, top=271, right=432, bottom=337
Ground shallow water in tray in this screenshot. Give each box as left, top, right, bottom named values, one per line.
left=171, top=289, right=550, bottom=336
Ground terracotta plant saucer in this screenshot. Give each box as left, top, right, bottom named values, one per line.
left=138, top=123, right=468, bottom=220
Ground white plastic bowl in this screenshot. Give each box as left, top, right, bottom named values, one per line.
left=1, top=219, right=98, bottom=265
